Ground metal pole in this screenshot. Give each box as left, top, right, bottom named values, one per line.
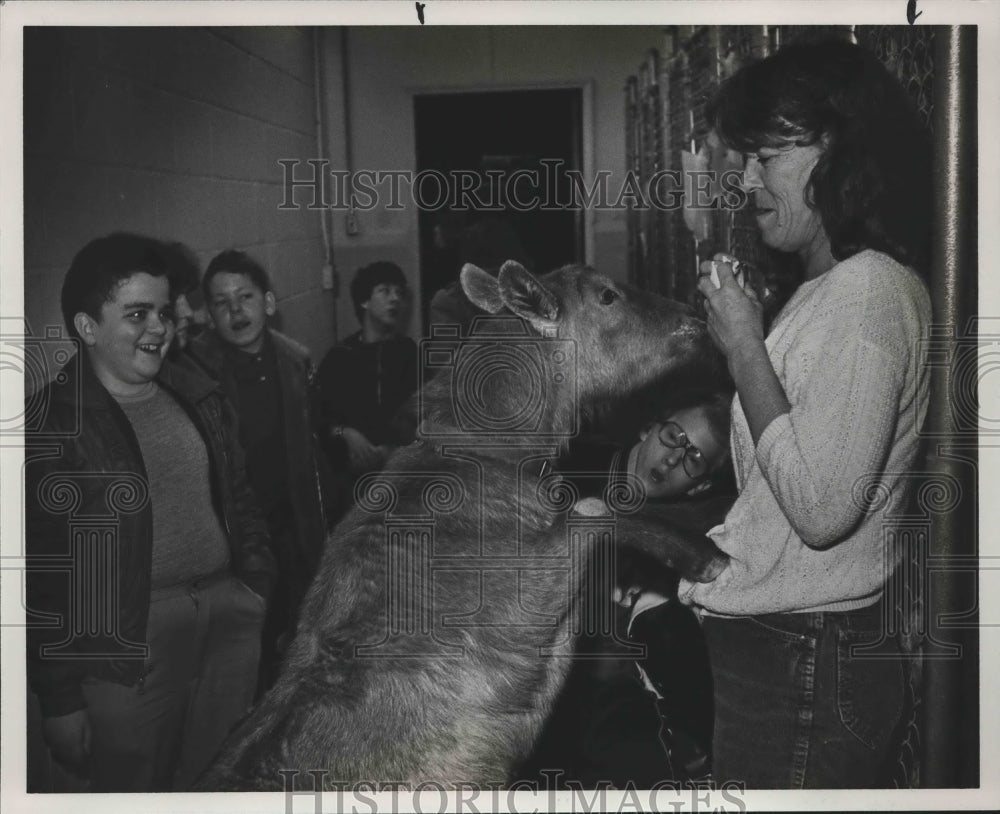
left=923, top=24, right=978, bottom=788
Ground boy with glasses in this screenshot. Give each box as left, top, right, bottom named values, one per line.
left=626, top=395, right=732, bottom=502
left=518, top=389, right=733, bottom=787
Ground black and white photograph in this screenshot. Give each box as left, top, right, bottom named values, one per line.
left=1, top=2, right=996, bottom=812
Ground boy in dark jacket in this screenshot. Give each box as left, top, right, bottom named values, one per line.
left=25, top=233, right=275, bottom=792
left=191, top=249, right=332, bottom=691
left=315, top=261, right=418, bottom=514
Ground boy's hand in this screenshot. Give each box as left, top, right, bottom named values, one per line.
left=341, top=427, right=384, bottom=472
left=572, top=497, right=611, bottom=517
left=42, top=709, right=92, bottom=777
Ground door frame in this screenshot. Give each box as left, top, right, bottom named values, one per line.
left=409, top=80, right=597, bottom=272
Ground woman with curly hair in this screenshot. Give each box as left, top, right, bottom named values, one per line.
left=679, top=38, right=933, bottom=788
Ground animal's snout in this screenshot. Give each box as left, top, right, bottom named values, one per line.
left=657, top=299, right=709, bottom=339
left=663, top=309, right=713, bottom=354
left=672, top=317, right=710, bottom=341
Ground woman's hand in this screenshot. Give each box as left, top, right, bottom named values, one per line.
left=697, top=254, right=790, bottom=444
left=696, top=254, right=765, bottom=365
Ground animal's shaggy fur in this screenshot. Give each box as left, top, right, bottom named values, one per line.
left=198, top=262, right=730, bottom=791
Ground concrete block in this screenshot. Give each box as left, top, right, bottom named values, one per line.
left=263, top=68, right=315, bottom=134
left=207, top=32, right=311, bottom=126
left=69, top=67, right=173, bottom=171
left=223, top=181, right=266, bottom=248
left=271, top=236, right=325, bottom=299
left=35, top=160, right=113, bottom=270
left=95, top=28, right=167, bottom=87
left=255, top=186, right=281, bottom=246
left=237, top=56, right=275, bottom=124
left=209, top=109, right=268, bottom=182
left=156, top=176, right=229, bottom=249
left=264, top=185, right=323, bottom=245
left=23, top=265, right=72, bottom=344
left=264, top=127, right=314, bottom=192
left=351, top=27, right=491, bottom=88
left=116, top=87, right=176, bottom=171
left=23, top=161, right=49, bottom=267
left=214, top=27, right=315, bottom=85
left=24, top=49, right=76, bottom=160
left=274, top=286, right=336, bottom=359
left=263, top=204, right=302, bottom=246
left=104, top=167, right=161, bottom=236
left=171, top=97, right=215, bottom=176
left=46, top=27, right=107, bottom=69
left=71, top=65, right=129, bottom=164
left=162, top=29, right=234, bottom=105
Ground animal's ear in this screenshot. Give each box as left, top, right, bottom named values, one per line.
left=460, top=264, right=505, bottom=314
left=496, top=261, right=559, bottom=334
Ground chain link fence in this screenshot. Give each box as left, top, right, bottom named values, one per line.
left=626, top=25, right=937, bottom=317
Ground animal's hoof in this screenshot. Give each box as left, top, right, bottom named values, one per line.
left=573, top=497, right=611, bottom=517
left=695, top=553, right=730, bottom=583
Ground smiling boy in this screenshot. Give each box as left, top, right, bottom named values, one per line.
left=25, top=233, right=275, bottom=791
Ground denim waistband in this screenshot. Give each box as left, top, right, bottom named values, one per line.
left=712, top=599, right=888, bottom=638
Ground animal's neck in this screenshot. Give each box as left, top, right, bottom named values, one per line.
left=419, top=356, right=582, bottom=444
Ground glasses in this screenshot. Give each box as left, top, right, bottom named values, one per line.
left=657, top=421, right=708, bottom=479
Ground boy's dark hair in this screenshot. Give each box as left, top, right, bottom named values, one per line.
left=161, top=241, right=204, bottom=309
left=61, top=232, right=173, bottom=340
left=650, top=388, right=733, bottom=476
left=350, top=261, right=407, bottom=322
left=203, top=250, right=272, bottom=301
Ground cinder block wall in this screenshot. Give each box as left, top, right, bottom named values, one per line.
left=23, top=25, right=663, bottom=367
left=23, top=26, right=334, bottom=363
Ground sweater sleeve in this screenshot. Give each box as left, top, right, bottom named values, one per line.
left=754, top=262, right=928, bottom=548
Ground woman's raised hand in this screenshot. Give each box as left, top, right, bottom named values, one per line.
left=697, top=254, right=765, bottom=364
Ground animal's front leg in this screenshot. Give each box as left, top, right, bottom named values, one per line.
left=572, top=497, right=730, bottom=583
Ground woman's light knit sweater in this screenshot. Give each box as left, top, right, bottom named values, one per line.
left=680, top=250, right=932, bottom=615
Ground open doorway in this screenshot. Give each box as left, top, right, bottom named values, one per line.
left=414, top=88, right=584, bottom=333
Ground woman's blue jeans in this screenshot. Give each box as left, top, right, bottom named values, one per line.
left=701, top=600, right=905, bottom=788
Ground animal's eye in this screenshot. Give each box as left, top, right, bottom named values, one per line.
left=599, top=289, right=619, bottom=305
